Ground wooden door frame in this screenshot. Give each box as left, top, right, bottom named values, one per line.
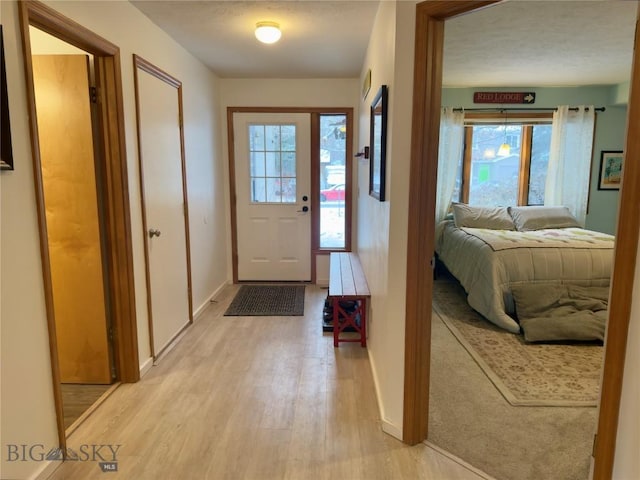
left=18, top=0, right=139, bottom=450
left=226, top=107, right=354, bottom=283
left=404, top=2, right=640, bottom=479
left=133, top=54, right=194, bottom=360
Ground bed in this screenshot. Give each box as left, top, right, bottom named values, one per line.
left=435, top=204, right=615, bottom=334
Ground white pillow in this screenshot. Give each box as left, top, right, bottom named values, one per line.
left=451, top=203, right=515, bottom=230
left=508, top=206, right=580, bottom=231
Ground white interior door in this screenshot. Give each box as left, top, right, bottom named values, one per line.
left=233, top=113, right=311, bottom=281
left=136, top=64, right=191, bottom=357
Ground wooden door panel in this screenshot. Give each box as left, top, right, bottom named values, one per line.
left=33, top=54, right=111, bottom=384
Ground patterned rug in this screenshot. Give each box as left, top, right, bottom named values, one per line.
left=224, top=285, right=305, bottom=316
left=432, top=280, right=603, bottom=406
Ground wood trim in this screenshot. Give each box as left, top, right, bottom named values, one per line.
left=17, top=0, right=66, bottom=452
left=132, top=56, right=155, bottom=356
left=464, top=112, right=553, bottom=121
left=23, top=0, right=118, bottom=55
left=518, top=126, right=533, bottom=205
left=132, top=55, right=194, bottom=360
left=96, top=52, right=140, bottom=384
left=226, top=108, right=239, bottom=283
left=19, top=0, right=140, bottom=451
left=311, top=113, right=320, bottom=253
left=227, top=107, right=354, bottom=284
left=403, top=7, right=445, bottom=446
left=407, top=4, right=638, bottom=480
left=592, top=13, right=640, bottom=479
left=461, top=127, right=472, bottom=204
left=177, top=82, right=194, bottom=323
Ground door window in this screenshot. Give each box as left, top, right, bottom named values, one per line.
left=249, top=124, right=296, bottom=203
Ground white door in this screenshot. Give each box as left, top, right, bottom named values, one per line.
left=136, top=62, right=191, bottom=357
left=233, top=113, right=311, bottom=281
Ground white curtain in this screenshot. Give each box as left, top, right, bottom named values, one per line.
left=545, top=105, right=595, bottom=226
left=436, top=107, right=465, bottom=223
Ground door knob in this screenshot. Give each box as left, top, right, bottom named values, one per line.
left=148, top=228, right=161, bottom=238
left=297, top=206, right=309, bottom=213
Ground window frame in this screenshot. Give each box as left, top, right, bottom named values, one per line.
left=312, top=110, right=353, bottom=253
left=460, top=112, right=553, bottom=206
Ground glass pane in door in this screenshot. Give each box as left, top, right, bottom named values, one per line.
left=319, top=115, right=346, bottom=249
left=249, top=124, right=296, bottom=203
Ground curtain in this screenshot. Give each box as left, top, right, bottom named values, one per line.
left=436, top=107, right=465, bottom=224
left=545, top=105, right=595, bottom=226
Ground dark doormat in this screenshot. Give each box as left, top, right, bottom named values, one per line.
left=224, top=285, right=305, bottom=316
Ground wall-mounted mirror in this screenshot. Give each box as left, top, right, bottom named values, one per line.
left=369, top=85, right=387, bottom=200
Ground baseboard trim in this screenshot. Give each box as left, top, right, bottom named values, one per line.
left=367, top=349, right=403, bottom=441
left=423, top=440, right=497, bottom=480
left=153, top=321, right=191, bottom=364
left=32, top=458, right=61, bottom=480
left=381, top=418, right=403, bottom=439
left=194, top=281, right=228, bottom=320
left=139, top=356, right=154, bottom=377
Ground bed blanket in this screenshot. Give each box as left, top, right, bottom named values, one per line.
left=436, top=220, right=614, bottom=333
left=511, top=284, right=609, bottom=342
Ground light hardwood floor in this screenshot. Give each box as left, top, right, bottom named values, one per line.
left=49, top=285, right=490, bottom=480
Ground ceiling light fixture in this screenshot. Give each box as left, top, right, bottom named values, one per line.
left=255, top=21, right=281, bottom=44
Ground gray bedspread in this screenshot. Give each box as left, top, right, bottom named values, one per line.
left=511, top=284, right=609, bottom=342
left=436, top=220, right=614, bottom=333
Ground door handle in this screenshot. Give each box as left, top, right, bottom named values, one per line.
left=297, top=206, right=309, bottom=213
left=148, top=228, right=161, bottom=238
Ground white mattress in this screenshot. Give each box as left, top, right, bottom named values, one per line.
left=435, top=220, right=615, bottom=333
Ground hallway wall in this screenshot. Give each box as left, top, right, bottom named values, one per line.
left=0, top=1, right=227, bottom=478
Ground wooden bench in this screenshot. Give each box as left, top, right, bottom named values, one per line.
left=329, top=252, right=371, bottom=347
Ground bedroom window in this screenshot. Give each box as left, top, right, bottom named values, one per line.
left=456, top=115, right=552, bottom=206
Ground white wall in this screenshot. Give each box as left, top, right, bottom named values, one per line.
left=219, top=78, right=360, bottom=283
left=613, top=228, right=640, bottom=478
left=0, top=1, right=227, bottom=478
left=356, top=0, right=417, bottom=439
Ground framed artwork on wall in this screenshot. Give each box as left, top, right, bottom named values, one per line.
left=1, top=25, right=14, bottom=171
left=598, top=150, right=624, bottom=190
left=369, top=85, right=387, bottom=201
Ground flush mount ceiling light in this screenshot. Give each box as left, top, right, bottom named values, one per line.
left=255, top=21, right=281, bottom=44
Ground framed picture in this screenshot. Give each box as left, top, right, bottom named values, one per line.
left=1, top=25, right=14, bottom=171
left=369, top=85, right=387, bottom=201
left=362, top=69, right=371, bottom=100
left=598, top=150, right=624, bottom=190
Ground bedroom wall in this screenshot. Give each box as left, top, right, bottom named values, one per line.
left=355, top=0, right=417, bottom=439
left=218, top=78, right=360, bottom=285
left=441, top=86, right=626, bottom=235
left=0, top=1, right=227, bottom=478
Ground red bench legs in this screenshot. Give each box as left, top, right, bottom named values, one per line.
left=332, top=297, right=367, bottom=348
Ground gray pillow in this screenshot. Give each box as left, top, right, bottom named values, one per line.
left=508, top=206, right=580, bottom=231
left=451, top=203, right=515, bottom=230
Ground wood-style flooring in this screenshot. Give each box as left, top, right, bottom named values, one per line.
left=60, top=383, right=113, bottom=430
left=50, top=284, right=490, bottom=480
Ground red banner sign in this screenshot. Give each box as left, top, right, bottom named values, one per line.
left=473, top=92, right=536, bottom=104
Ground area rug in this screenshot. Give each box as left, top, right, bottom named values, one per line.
left=224, top=285, right=305, bottom=316
left=432, top=280, right=603, bottom=406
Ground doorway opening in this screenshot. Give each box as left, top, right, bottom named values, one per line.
left=19, top=0, right=139, bottom=450
left=403, top=2, right=640, bottom=480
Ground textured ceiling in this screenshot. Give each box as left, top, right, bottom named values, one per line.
left=130, top=0, right=380, bottom=78
left=444, top=0, right=637, bottom=87
left=131, top=0, right=637, bottom=86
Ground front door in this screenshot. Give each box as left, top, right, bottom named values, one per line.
left=233, top=113, right=311, bottom=281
